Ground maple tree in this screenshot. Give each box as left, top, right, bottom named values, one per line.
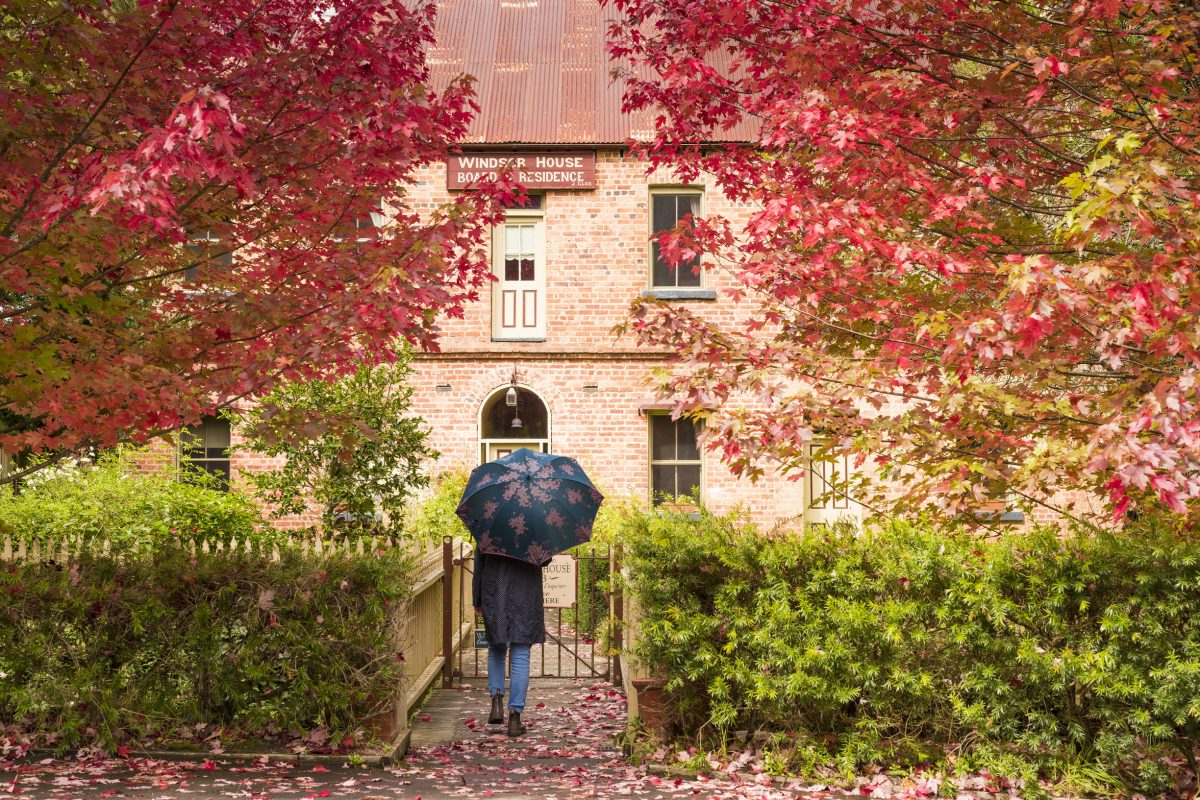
left=607, top=0, right=1200, bottom=521
left=0, top=0, right=505, bottom=483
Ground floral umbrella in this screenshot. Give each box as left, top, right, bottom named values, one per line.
left=455, top=448, right=604, bottom=566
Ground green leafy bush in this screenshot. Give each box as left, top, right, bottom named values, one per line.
left=400, top=467, right=469, bottom=547
left=622, top=507, right=1200, bottom=794
left=0, top=452, right=270, bottom=548
left=234, top=347, right=435, bottom=534
left=563, top=495, right=638, bottom=641
left=0, top=543, right=412, bottom=752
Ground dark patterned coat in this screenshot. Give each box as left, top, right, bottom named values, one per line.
left=473, top=551, right=546, bottom=645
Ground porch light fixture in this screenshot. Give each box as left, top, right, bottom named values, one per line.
left=506, top=366, right=519, bottom=406
left=507, top=366, right=523, bottom=428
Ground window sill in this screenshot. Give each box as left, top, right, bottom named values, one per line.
left=655, top=502, right=701, bottom=521
left=491, top=337, right=547, bottom=343
left=641, top=289, right=717, bottom=301
left=972, top=510, right=1025, bottom=524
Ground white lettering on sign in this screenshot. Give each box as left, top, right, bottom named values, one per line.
left=446, top=151, right=596, bottom=190
left=542, top=554, right=577, bottom=608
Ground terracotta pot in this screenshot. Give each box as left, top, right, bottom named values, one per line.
left=631, top=677, right=671, bottom=741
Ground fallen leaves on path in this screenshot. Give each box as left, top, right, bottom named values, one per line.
left=0, top=682, right=837, bottom=799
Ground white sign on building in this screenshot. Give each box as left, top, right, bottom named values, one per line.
left=542, top=554, right=577, bottom=608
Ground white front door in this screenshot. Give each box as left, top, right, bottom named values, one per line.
left=492, top=217, right=546, bottom=340
left=487, top=441, right=546, bottom=461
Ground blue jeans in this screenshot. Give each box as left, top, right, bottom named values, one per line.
left=487, top=643, right=531, bottom=713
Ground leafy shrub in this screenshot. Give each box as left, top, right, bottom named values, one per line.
left=563, top=495, right=638, bottom=641
left=622, top=506, right=1200, bottom=794
left=0, top=542, right=412, bottom=752
left=0, top=451, right=271, bottom=548
left=234, top=347, right=436, bottom=534
left=400, top=467, right=469, bottom=546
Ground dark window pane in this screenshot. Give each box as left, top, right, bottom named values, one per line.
left=205, top=418, right=231, bottom=449
left=651, top=194, right=702, bottom=288
left=520, top=258, right=535, bottom=281
left=652, top=194, right=677, bottom=235
left=675, top=418, right=699, bottom=460
left=651, top=416, right=676, bottom=460
left=652, top=243, right=674, bottom=287
left=203, top=462, right=231, bottom=490
left=677, top=194, right=701, bottom=220
left=678, top=255, right=702, bottom=286
left=651, top=464, right=676, bottom=501
left=181, top=416, right=231, bottom=492
left=505, top=259, right=519, bottom=281
left=677, top=465, right=702, bottom=499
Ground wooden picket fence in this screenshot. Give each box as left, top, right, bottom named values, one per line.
left=0, top=532, right=406, bottom=562
left=0, top=531, right=475, bottom=757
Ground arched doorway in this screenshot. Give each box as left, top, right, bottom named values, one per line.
left=478, top=384, right=550, bottom=462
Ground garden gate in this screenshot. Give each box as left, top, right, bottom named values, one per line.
left=440, top=537, right=622, bottom=685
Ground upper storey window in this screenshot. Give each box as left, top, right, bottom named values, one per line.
left=650, top=189, right=703, bottom=289
left=491, top=199, right=546, bottom=341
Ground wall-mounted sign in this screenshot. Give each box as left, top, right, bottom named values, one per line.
left=447, top=151, right=596, bottom=190
left=542, top=554, right=577, bottom=608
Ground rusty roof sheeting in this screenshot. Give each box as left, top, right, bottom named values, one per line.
left=428, top=0, right=754, bottom=146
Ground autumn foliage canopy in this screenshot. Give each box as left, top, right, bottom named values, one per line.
left=0, top=0, right=503, bottom=478
left=608, top=0, right=1200, bottom=521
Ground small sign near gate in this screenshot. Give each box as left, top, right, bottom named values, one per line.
left=474, top=629, right=488, bottom=649
left=542, top=554, right=577, bottom=608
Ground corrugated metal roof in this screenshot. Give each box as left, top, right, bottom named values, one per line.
left=429, top=0, right=752, bottom=146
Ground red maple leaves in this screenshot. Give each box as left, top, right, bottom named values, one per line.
left=607, top=0, right=1200, bottom=521
left=0, top=0, right=510, bottom=468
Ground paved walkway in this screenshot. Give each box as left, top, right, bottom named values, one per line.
left=1, top=680, right=814, bottom=799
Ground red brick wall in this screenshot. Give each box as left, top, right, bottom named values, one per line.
left=123, top=147, right=1101, bottom=534
left=401, top=148, right=1103, bottom=532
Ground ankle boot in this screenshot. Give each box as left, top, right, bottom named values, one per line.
left=506, top=709, right=526, bottom=737
left=488, top=692, right=505, bottom=725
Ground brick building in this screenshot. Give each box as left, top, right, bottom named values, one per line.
left=175, top=0, right=1096, bottom=531
left=390, top=0, right=826, bottom=531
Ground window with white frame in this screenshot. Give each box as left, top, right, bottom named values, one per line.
left=180, top=415, right=232, bottom=491
left=331, top=202, right=382, bottom=243
left=184, top=229, right=234, bottom=282
left=649, top=189, right=703, bottom=289
left=649, top=414, right=702, bottom=505
left=804, top=442, right=861, bottom=527
left=491, top=199, right=546, bottom=341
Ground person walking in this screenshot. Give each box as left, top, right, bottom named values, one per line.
left=473, top=549, right=545, bottom=737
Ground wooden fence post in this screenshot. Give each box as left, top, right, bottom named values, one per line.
left=441, top=535, right=453, bottom=689
left=611, top=543, right=623, bottom=687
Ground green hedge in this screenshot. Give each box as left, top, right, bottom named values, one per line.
left=0, top=544, right=412, bottom=752
left=623, top=508, right=1200, bottom=794
left=0, top=452, right=272, bottom=548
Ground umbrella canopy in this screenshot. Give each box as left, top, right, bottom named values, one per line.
left=456, top=448, right=604, bottom=566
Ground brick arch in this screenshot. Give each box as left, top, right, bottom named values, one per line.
left=470, top=365, right=564, bottom=450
